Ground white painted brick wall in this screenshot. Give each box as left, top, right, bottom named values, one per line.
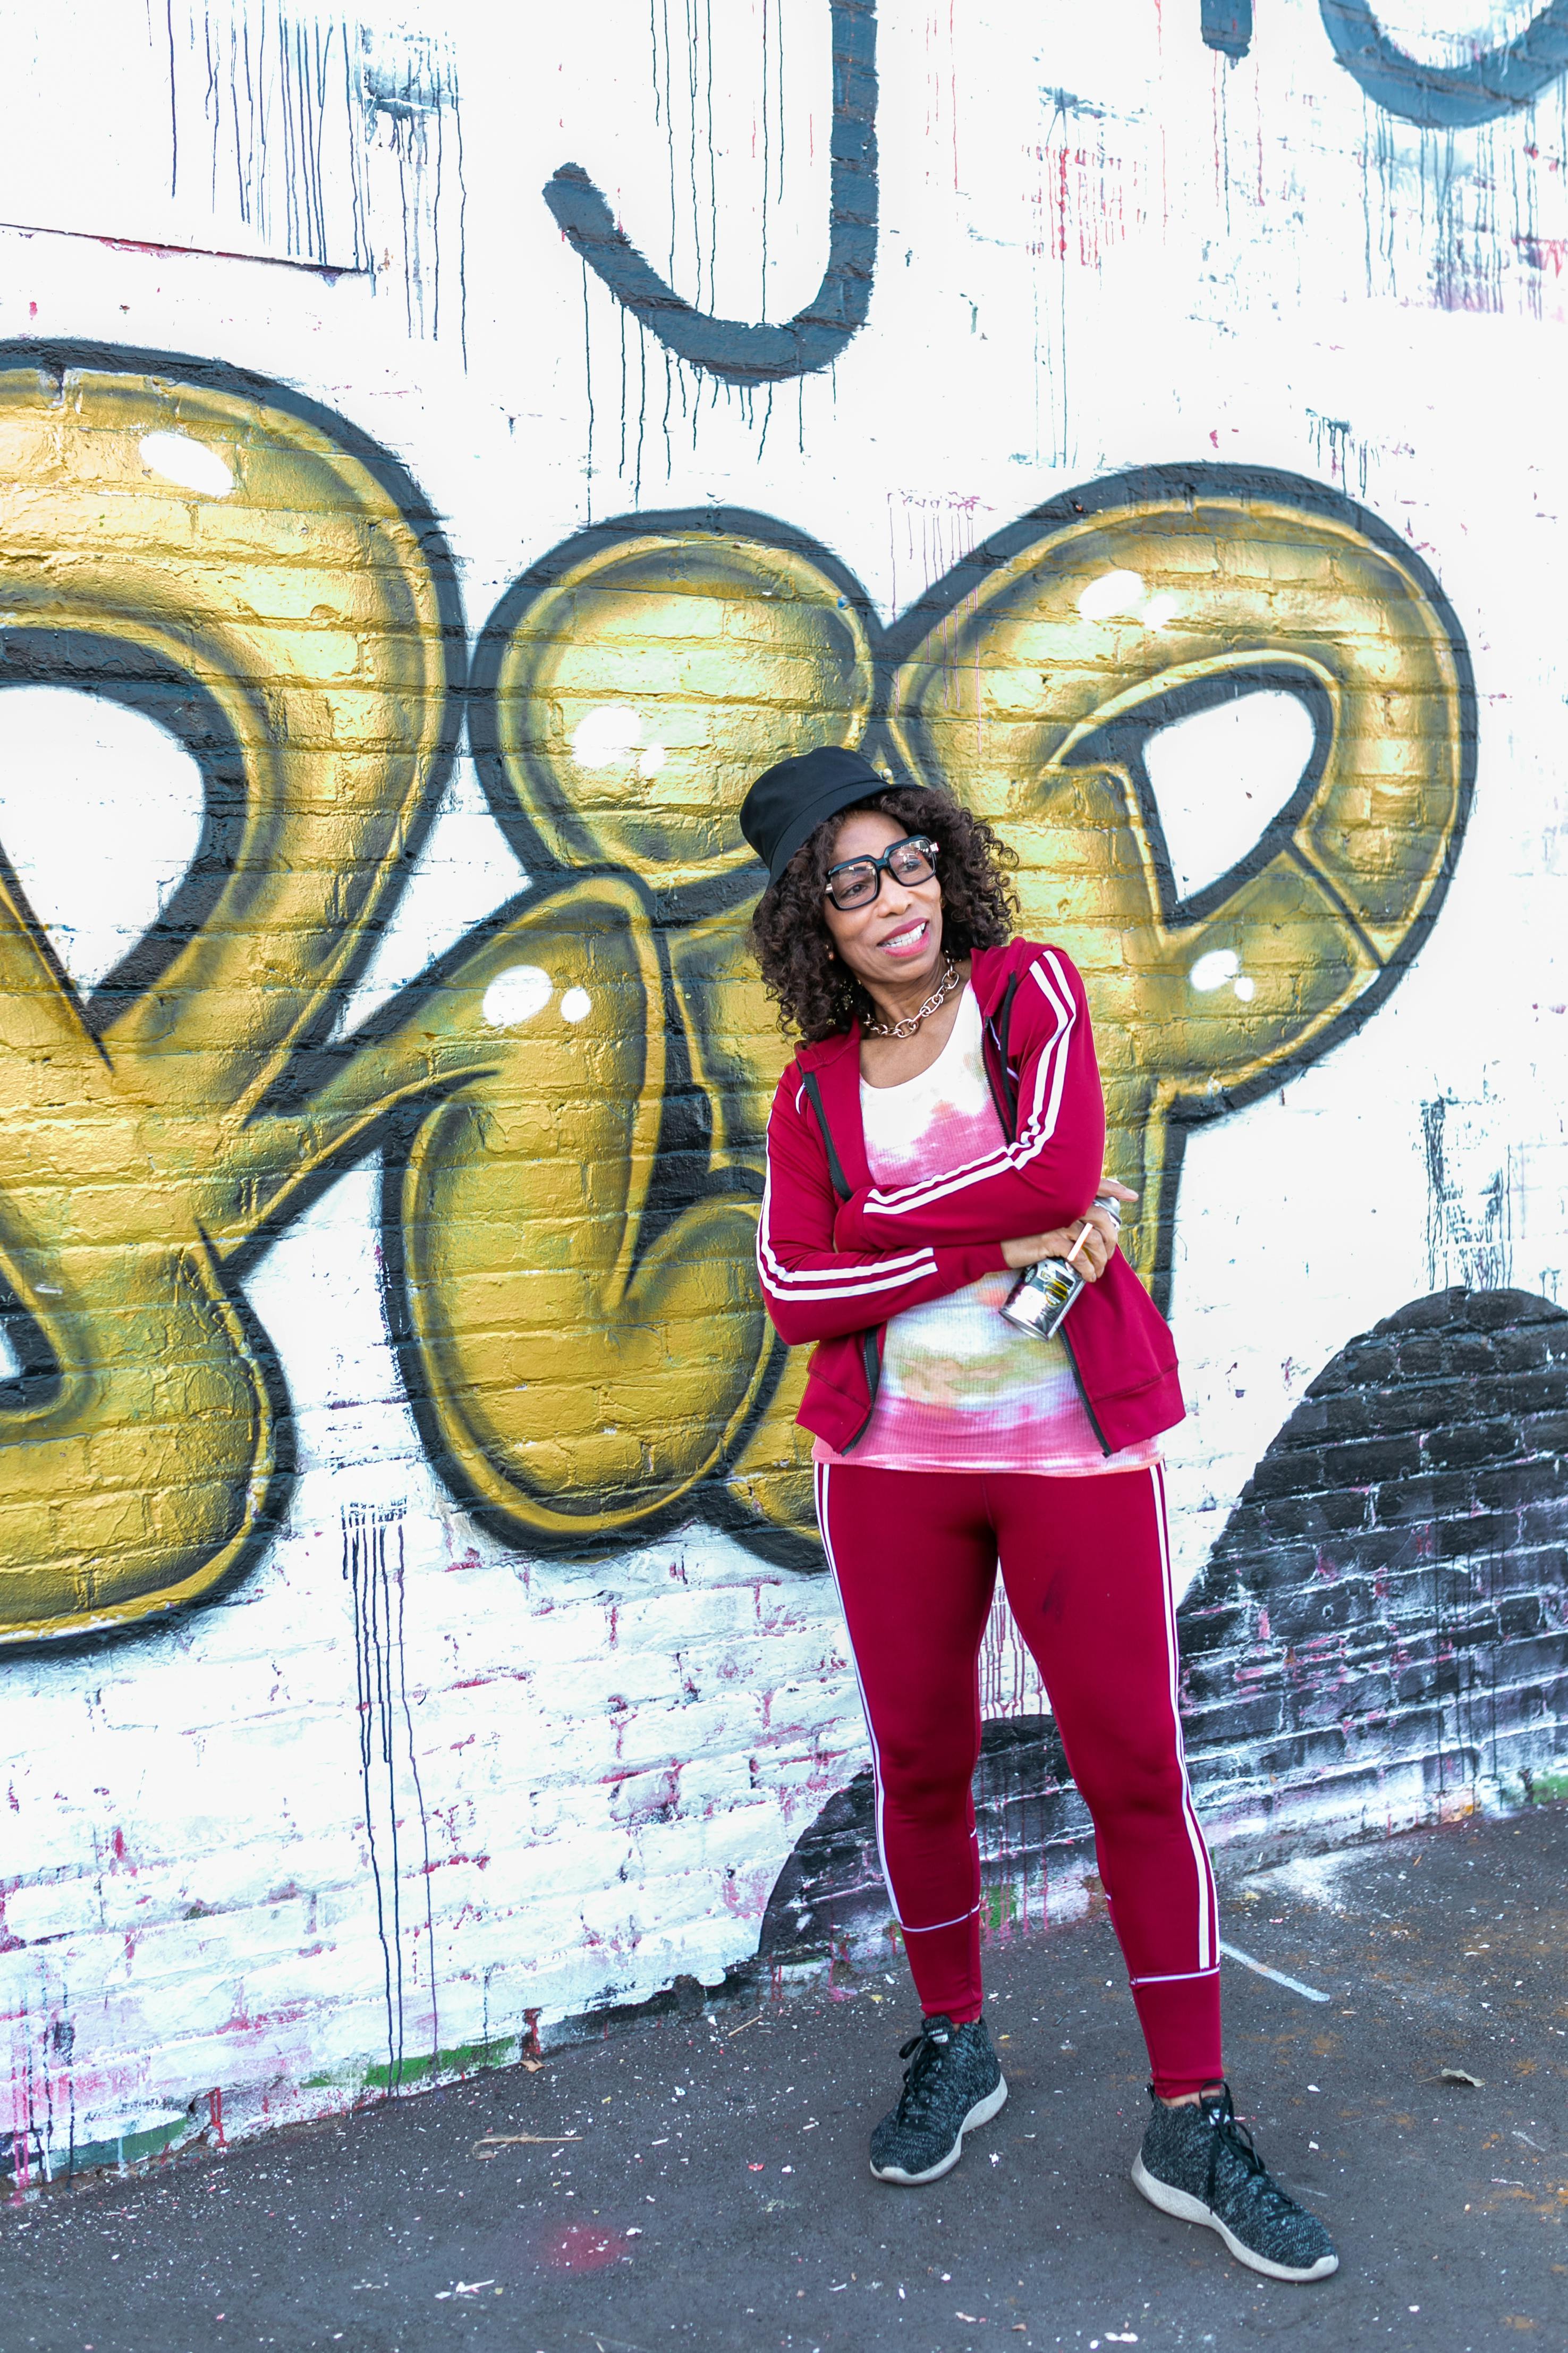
left=3, top=0, right=1568, bottom=2182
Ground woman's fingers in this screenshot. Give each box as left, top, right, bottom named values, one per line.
left=1001, top=1228, right=1068, bottom=1270
left=1067, top=1222, right=1111, bottom=1281
left=1069, top=1205, right=1121, bottom=1279
left=1002, top=1208, right=1128, bottom=1278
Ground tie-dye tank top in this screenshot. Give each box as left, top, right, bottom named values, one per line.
left=812, top=986, right=1160, bottom=1475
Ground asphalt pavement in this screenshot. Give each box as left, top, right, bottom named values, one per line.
left=3, top=1801, right=1565, bottom=2353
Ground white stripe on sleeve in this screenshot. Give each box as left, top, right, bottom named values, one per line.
left=843, top=951, right=1078, bottom=1221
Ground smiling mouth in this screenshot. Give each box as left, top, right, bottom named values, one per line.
left=878, top=920, right=929, bottom=954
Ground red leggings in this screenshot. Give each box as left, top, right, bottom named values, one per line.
left=815, top=1458, right=1221, bottom=2099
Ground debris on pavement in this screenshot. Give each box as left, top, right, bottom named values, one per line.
left=471, top=2131, right=580, bottom=2157
left=4, top=1803, right=1564, bottom=2353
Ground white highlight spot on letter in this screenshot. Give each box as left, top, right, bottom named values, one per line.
left=481, top=965, right=553, bottom=1030
left=1078, top=568, right=1145, bottom=622
left=1189, top=949, right=1240, bottom=993
left=138, top=432, right=235, bottom=498
left=572, top=706, right=669, bottom=781
left=560, top=987, right=592, bottom=1023
left=572, top=705, right=643, bottom=766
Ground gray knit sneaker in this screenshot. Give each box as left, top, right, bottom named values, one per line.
left=1132, top=2082, right=1339, bottom=2282
left=868, top=2014, right=1006, bottom=2186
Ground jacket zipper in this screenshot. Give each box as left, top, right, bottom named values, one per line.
left=985, top=973, right=1110, bottom=1458
left=982, top=975, right=1021, bottom=1135
left=1058, top=1320, right=1112, bottom=1457
left=801, top=1068, right=852, bottom=1200
left=801, top=1064, right=884, bottom=1453
left=843, top=1325, right=885, bottom=1453
left=805, top=973, right=1105, bottom=1458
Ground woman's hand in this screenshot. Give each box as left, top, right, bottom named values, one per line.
left=999, top=1180, right=1138, bottom=1281
left=1000, top=1222, right=1112, bottom=1277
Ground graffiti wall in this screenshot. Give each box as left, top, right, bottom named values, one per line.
left=3, top=0, right=1567, bottom=2180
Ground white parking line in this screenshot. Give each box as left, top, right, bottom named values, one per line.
left=1218, top=1938, right=1330, bottom=2002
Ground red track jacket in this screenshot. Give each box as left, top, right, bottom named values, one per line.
left=756, top=938, right=1185, bottom=1457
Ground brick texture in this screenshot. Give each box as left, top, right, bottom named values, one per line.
left=1181, top=1287, right=1568, bottom=1845
left=763, top=1288, right=1568, bottom=1977
left=6, top=3, right=1568, bottom=2192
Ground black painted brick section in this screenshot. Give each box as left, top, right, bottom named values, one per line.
left=763, top=1288, right=1568, bottom=1956
left=1181, top=1287, right=1568, bottom=1841
left=755, top=1717, right=1096, bottom=1971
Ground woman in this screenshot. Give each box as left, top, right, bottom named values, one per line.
left=740, top=744, right=1336, bottom=2285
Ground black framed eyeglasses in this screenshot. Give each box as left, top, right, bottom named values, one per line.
left=824, top=834, right=939, bottom=911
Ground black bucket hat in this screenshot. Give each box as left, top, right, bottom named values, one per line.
left=739, top=745, right=889, bottom=890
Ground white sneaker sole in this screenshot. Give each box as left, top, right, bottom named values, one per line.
left=1131, top=2152, right=1339, bottom=2282
left=869, top=2074, right=1008, bottom=2186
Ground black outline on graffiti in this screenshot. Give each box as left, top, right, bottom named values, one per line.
left=475, top=462, right=1475, bottom=1339
left=0, top=630, right=250, bottom=1035
left=0, top=340, right=467, bottom=1652
left=1319, top=1, right=1568, bottom=129
left=885, top=462, right=1477, bottom=1307
left=467, top=503, right=873, bottom=912
left=0, top=340, right=471, bottom=1071
left=0, top=359, right=1478, bottom=1624
left=1202, top=1, right=1255, bottom=61
left=0, top=629, right=250, bottom=1435
left=543, top=0, right=878, bottom=384
left=359, top=871, right=785, bottom=1564
left=1058, top=664, right=1337, bottom=934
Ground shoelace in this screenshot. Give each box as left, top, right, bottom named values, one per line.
left=893, top=2021, right=954, bottom=2123
left=1198, top=2087, right=1297, bottom=2217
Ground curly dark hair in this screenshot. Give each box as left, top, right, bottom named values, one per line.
left=750, top=783, right=1018, bottom=1042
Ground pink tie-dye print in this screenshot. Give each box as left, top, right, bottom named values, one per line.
left=812, top=987, right=1160, bottom=1476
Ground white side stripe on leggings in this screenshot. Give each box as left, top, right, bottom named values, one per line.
left=815, top=1461, right=978, bottom=1939
left=902, top=1905, right=980, bottom=1936
left=815, top=1459, right=899, bottom=1928
left=819, top=1457, right=1212, bottom=1962
left=1151, top=1460, right=1217, bottom=1975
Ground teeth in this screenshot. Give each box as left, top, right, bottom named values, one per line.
left=884, top=923, right=925, bottom=948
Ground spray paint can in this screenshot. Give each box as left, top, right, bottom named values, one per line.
left=999, top=1196, right=1122, bottom=1342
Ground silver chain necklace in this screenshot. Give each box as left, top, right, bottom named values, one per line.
left=862, top=958, right=962, bottom=1040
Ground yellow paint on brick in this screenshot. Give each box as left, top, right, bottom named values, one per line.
left=0, top=361, right=1470, bottom=1642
